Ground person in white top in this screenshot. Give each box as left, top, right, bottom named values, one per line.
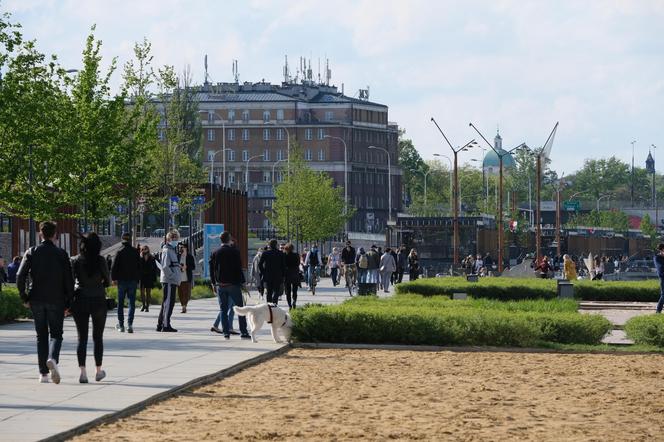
left=327, top=247, right=341, bottom=287
left=379, top=248, right=397, bottom=293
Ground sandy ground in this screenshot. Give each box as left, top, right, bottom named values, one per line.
left=75, top=348, right=664, bottom=441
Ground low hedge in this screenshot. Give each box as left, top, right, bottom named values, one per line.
left=625, top=314, right=664, bottom=347
left=107, top=284, right=215, bottom=306
left=0, top=288, right=31, bottom=323
left=396, top=277, right=662, bottom=302
left=291, top=300, right=611, bottom=347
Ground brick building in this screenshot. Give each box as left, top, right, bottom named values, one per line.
left=187, top=79, right=401, bottom=233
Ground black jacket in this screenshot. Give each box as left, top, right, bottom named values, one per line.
left=341, top=246, right=356, bottom=265
left=210, top=244, right=245, bottom=286
left=16, top=240, right=74, bottom=306
left=183, top=253, right=196, bottom=282
left=111, top=242, right=141, bottom=281
left=258, top=248, right=286, bottom=283
left=72, top=255, right=111, bottom=298
left=285, top=251, right=301, bottom=283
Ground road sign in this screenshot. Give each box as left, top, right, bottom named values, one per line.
left=169, top=196, right=179, bottom=214
left=564, top=201, right=580, bottom=211
left=203, top=223, right=224, bottom=279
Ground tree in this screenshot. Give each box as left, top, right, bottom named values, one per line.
left=398, top=135, right=427, bottom=205
left=269, top=145, right=351, bottom=241
left=565, top=210, right=629, bottom=231
left=566, top=157, right=629, bottom=201
left=640, top=213, right=658, bottom=247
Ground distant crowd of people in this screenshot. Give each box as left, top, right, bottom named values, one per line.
left=532, top=254, right=630, bottom=280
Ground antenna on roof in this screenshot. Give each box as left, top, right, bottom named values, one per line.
left=283, top=55, right=290, bottom=83
left=204, top=54, right=209, bottom=85
left=325, top=58, right=331, bottom=86
left=317, top=58, right=321, bottom=84
left=232, top=60, right=239, bottom=83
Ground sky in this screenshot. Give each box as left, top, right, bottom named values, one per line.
left=4, top=0, right=664, bottom=175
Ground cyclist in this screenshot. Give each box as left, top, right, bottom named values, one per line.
left=304, top=244, right=322, bottom=292
left=341, top=240, right=357, bottom=292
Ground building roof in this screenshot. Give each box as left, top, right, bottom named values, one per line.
left=483, top=148, right=516, bottom=169
left=195, top=92, right=297, bottom=102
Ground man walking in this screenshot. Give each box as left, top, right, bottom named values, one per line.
left=111, top=232, right=141, bottom=333
left=259, top=239, right=286, bottom=304
left=655, top=243, right=664, bottom=313
left=17, top=221, right=74, bottom=384
left=157, top=230, right=181, bottom=332
left=396, top=245, right=407, bottom=284
left=209, top=231, right=250, bottom=339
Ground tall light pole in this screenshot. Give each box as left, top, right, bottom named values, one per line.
left=368, top=145, right=392, bottom=225
left=245, top=154, right=264, bottom=193
left=433, top=154, right=453, bottom=213
left=469, top=122, right=526, bottom=272
left=421, top=169, right=432, bottom=205
left=272, top=158, right=285, bottom=183
left=324, top=134, right=349, bottom=238
left=268, top=123, right=291, bottom=238
left=430, top=117, right=476, bottom=268
left=597, top=194, right=612, bottom=212
left=552, top=174, right=566, bottom=258
left=631, top=140, right=637, bottom=207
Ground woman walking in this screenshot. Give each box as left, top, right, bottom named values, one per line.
left=326, top=247, right=341, bottom=287
left=139, top=245, right=158, bottom=312
left=563, top=254, right=577, bottom=281
left=379, top=248, right=397, bottom=293
left=71, top=232, right=108, bottom=383
left=177, top=243, right=195, bottom=313
left=408, top=248, right=420, bottom=281
left=284, top=243, right=300, bottom=309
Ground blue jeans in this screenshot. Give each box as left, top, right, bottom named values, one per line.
left=215, top=285, right=247, bottom=336
left=213, top=292, right=235, bottom=328
left=30, top=302, right=64, bottom=375
left=657, top=278, right=664, bottom=313
left=330, top=267, right=339, bottom=286
left=308, top=266, right=319, bottom=287
left=117, top=280, right=137, bottom=326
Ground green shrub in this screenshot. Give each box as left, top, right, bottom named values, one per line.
left=107, top=283, right=215, bottom=306
left=625, top=314, right=664, bottom=347
left=396, top=277, right=662, bottom=302
left=0, top=288, right=31, bottom=322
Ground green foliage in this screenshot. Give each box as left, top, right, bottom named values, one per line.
left=106, top=284, right=214, bottom=305
left=396, top=277, right=663, bottom=302
left=0, top=288, right=31, bottom=322
left=566, top=209, right=629, bottom=231
left=269, top=145, right=352, bottom=241
left=640, top=213, right=658, bottom=247
left=291, top=296, right=611, bottom=346
left=625, top=314, right=664, bottom=347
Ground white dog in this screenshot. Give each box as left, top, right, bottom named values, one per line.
left=233, top=303, right=292, bottom=343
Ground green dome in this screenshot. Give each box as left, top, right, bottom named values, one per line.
left=483, top=149, right=515, bottom=169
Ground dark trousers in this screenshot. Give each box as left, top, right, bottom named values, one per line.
left=218, top=285, right=247, bottom=336
left=72, top=297, right=107, bottom=367
left=158, top=283, right=177, bottom=328
left=396, top=269, right=404, bottom=284
left=330, top=267, right=339, bottom=286
left=117, top=280, right=137, bottom=326
left=657, top=278, right=664, bottom=313
left=265, top=280, right=281, bottom=304
left=285, top=280, right=298, bottom=308
left=30, top=302, right=64, bottom=375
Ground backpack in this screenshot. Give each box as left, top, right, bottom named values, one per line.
left=358, top=254, right=368, bottom=269
left=309, top=252, right=320, bottom=267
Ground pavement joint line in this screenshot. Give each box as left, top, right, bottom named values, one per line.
left=40, top=345, right=291, bottom=442
left=292, top=342, right=664, bottom=356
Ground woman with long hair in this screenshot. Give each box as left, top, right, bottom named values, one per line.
left=139, top=245, right=158, bottom=312
left=408, top=248, right=420, bottom=281
left=71, top=232, right=109, bottom=383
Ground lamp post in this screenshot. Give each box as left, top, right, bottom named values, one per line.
left=430, top=118, right=476, bottom=268
left=469, top=122, right=526, bottom=272
left=368, top=145, right=392, bottom=225
left=272, top=158, right=285, bottom=183
left=631, top=140, right=637, bottom=207
left=245, top=154, right=264, bottom=193
left=268, top=123, right=291, bottom=238
left=597, top=194, right=612, bottom=212
left=324, top=135, right=349, bottom=238
left=420, top=169, right=432, bottom=205
left=552, top=174, right=566, bottom=258
left=433, top=154, right=454, bottom=214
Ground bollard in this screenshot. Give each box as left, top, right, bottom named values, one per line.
left=557, top=279, right=574, bottom=299
left=453, top=292, right=468, bottom=300
left=466, top=274, right=478, bottom=283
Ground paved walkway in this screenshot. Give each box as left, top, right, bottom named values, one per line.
left=0, top=278, right=383, bottom=442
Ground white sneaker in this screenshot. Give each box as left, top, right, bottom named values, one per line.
left=39, top=375, right=49, bottom=383
left=46, top=359, right=60, bottom=384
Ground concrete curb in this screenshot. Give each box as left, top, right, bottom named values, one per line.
left=291, top=342, right=664, bottom=356
left=40, top=345, right=291, bottom=442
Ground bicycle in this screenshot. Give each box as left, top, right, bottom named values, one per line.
left=309, top=265, right=320, bottom=295
left=343, top=263, right=357, bottom=296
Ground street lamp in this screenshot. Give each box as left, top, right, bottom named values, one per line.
left=434, top=153, right=454, bottom=212
left=469, top=122, right=526, bottom=272
left=430, top=117, right=477, bottom=268
left=324, top=134, right=349, bottom=238
left=245, top=154, right=264, bottom=193
left=368, top=145, right=392, bottom=228
left=210, top=148, right=231, bottom=188
left=597, top=194, right=612, bottom=212
left=420, top=169, right=432, bottom=205
left=272, top=158, right=285, bottom=183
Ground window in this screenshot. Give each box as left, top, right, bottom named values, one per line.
left=263, top=149, right=270, bottom=161
left=277, top=171, right=284, bottom=183
left=228, top=109, right=235, bottom=121
left=158, top=129, right=165, bottom=140
left=207, top=111, right=214, bottom=123
left=263, top=110, right=270, bottom=123
left=277, top=149, right=284, bottom=161
left=263, top=171, right=271, bottom=183
left=242, top=150, right=249, bottom=161
left=317, top=128, right=325, bottom=140
left=318, top=149, right=325, bottom=161
left=207, top=150, right=215, bottom=161
left=305, top=128, right=313, bottom=140
left=228, top=128, right=235, bottom=141
left=324, top=111, right=333, bottom=122
left=305, top=149, right=312, bottom=161
left=227, top=149, right=236, bottom=161
left=365, top=131, right=370, bottom=142
left=263, top=128, right=270, bottom=141
left=263, top=218, right=270, bottom=228
left=242, top=129, right=250, bottom=141
left=276, top=109, right=284, bottom=121
left=242, top=110, right=250, bottom=122
left=228, top=173, right=235, bottom=184
left=207, top=129, right=215, bottom=141
left=276, top=128, right=284, bottom=140
left=263, top=198, right=272, bottom=207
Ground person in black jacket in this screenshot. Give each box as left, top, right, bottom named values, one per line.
left=139, top=245, right=158, bottom=312
left=111, top=233, right=141, bottom=333
left=16, top=221, right=74, bottom=384
left=284, top=243, right=300, bottom=309
left=209, top=231, right=250, bottom=339
left=258, top=239, right=286, bottom=304
left=177, top=243, right=195, bottom=313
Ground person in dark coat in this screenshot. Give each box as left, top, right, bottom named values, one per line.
left=111, top=233, right=141, bottom=333
left=139, top=245, right=159, bottom=312
left=655, top=243, right=664, bottom=313
left=258, top=239, right=286, bottom=304
left=396, top=246, right=408, bottom=284
left=177, top=243, right=196, bottom=313
left=284, top=243, right=301, bottom=309
left=7, top=256, right=21, bottom=283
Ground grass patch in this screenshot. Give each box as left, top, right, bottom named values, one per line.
left=396, top=277, right=661, bottom=302
left=0, top=288, right=31, bottom=322
left=624, top=314, right=664, bottom=347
